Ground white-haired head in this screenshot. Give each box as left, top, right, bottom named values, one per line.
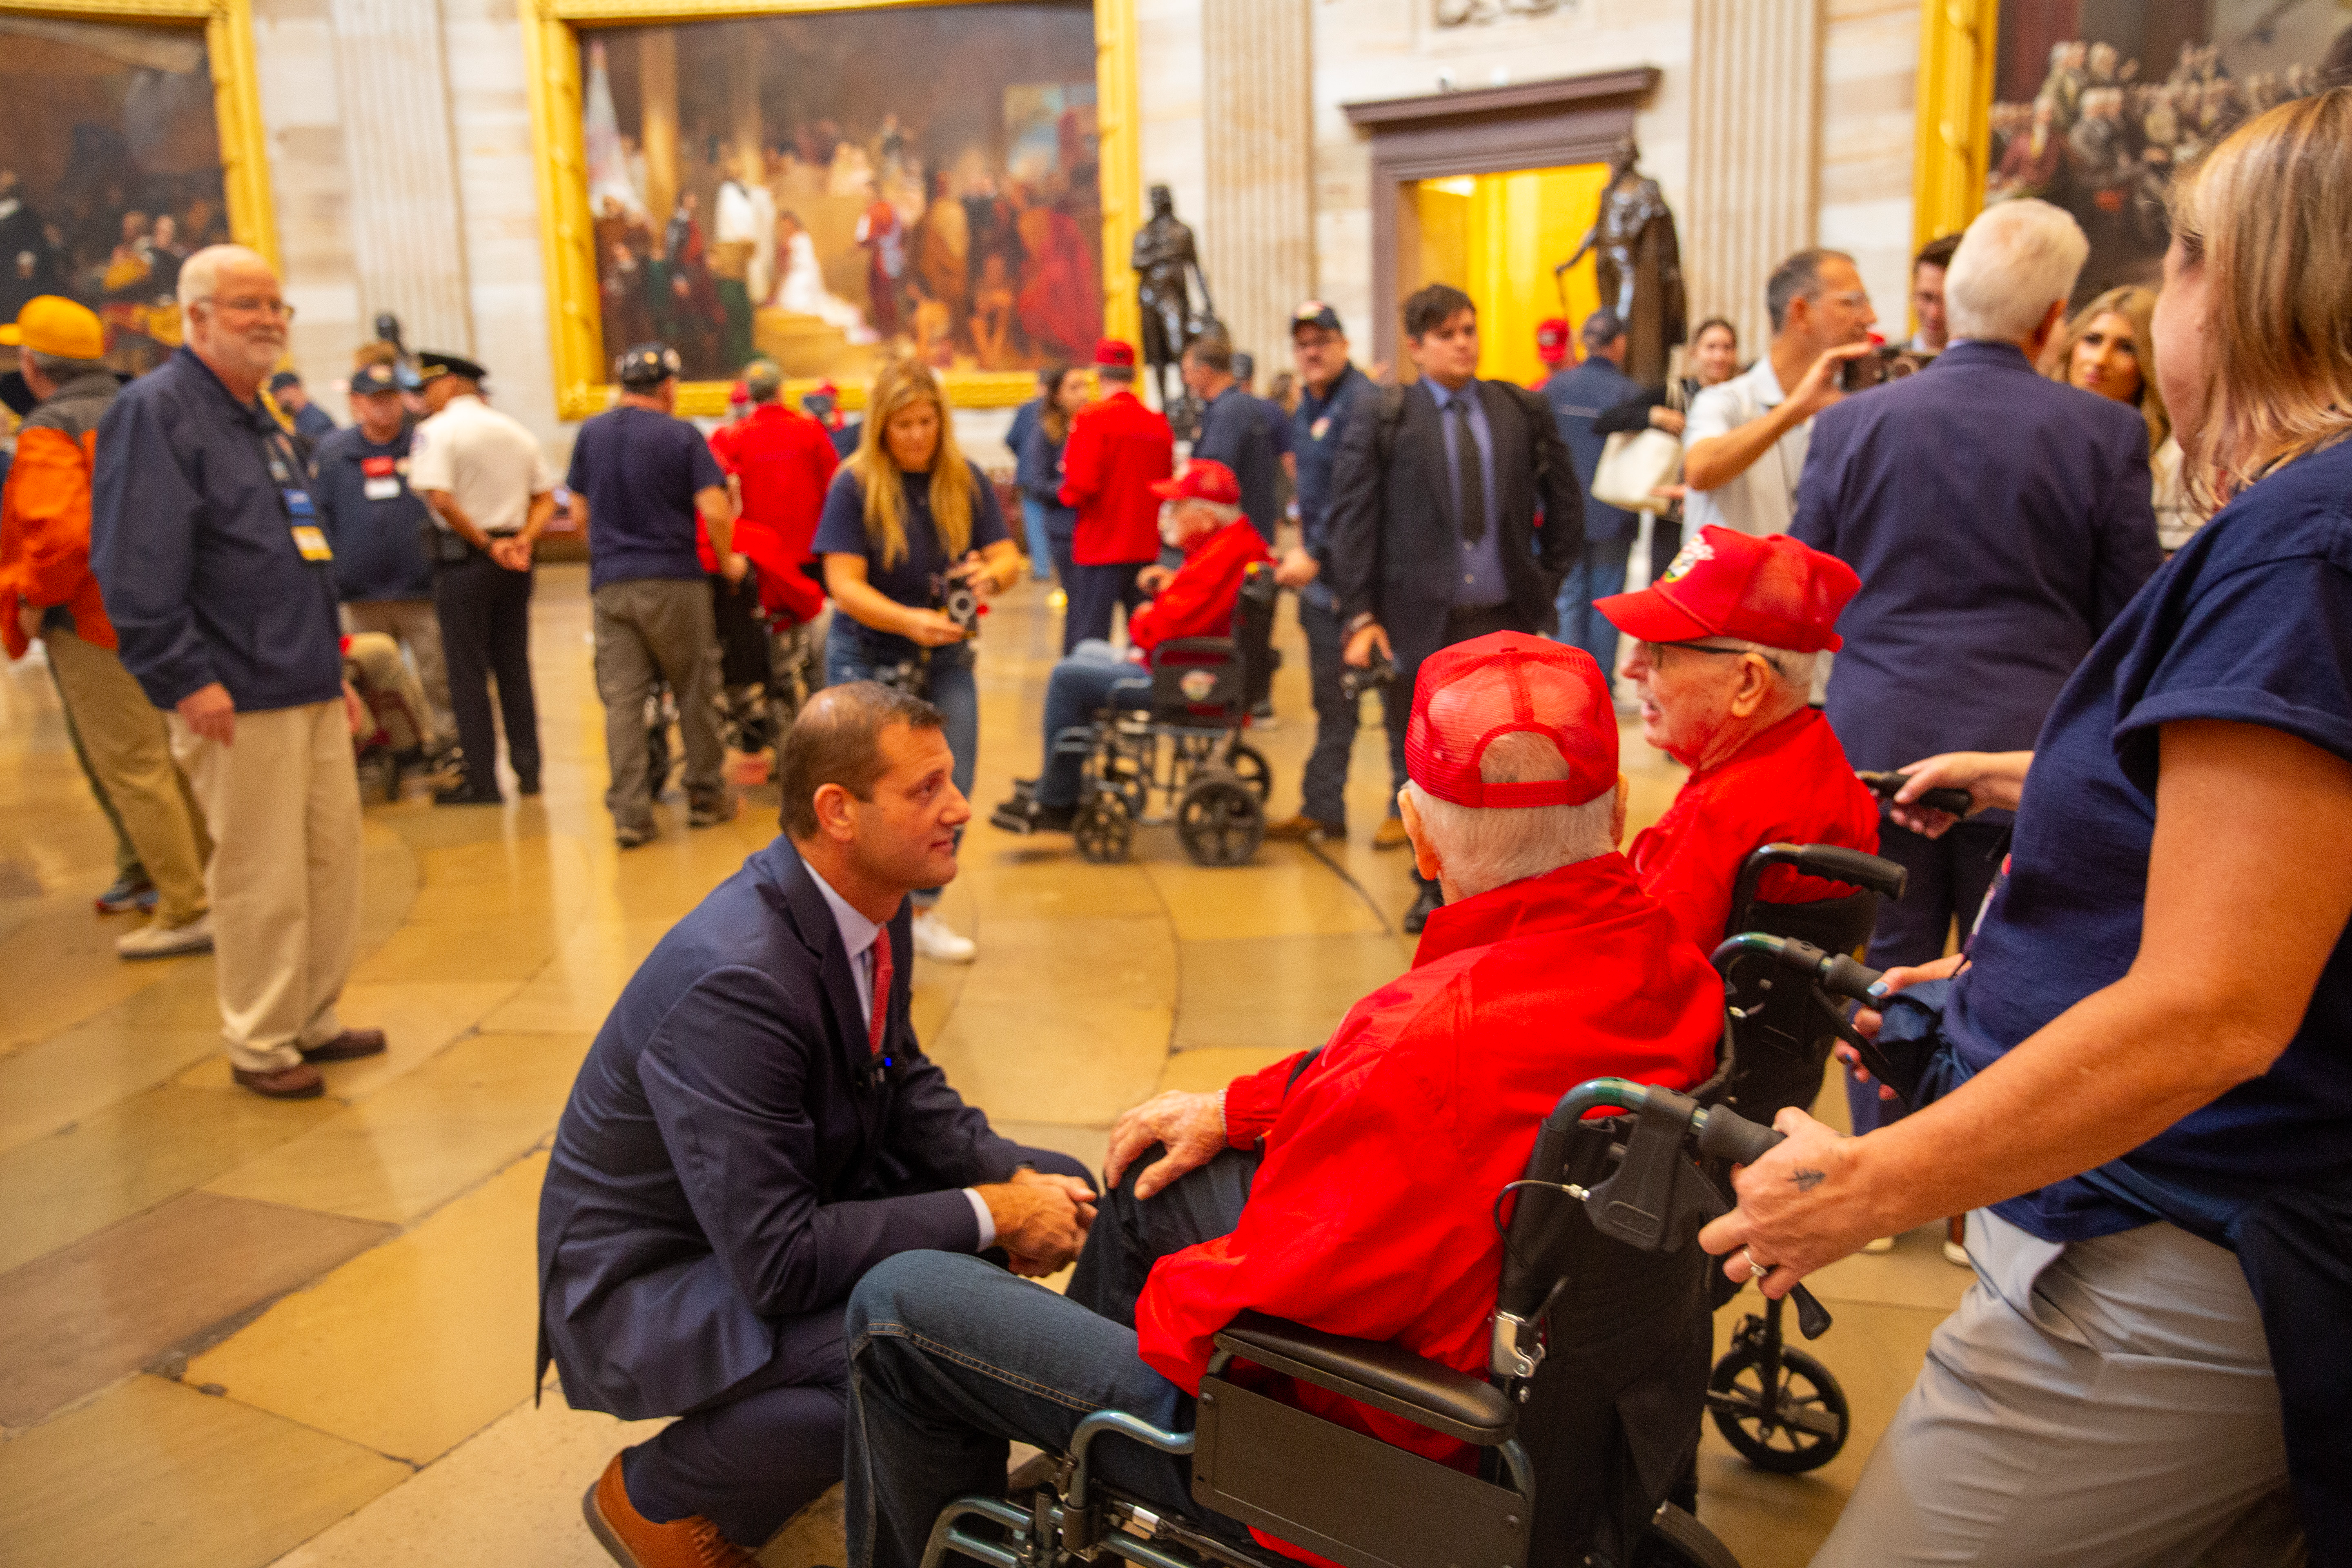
left=1401, top=731, right=1620, bottom=902
left=1945, top=200, right=2087, bottom=345
left=177, top=245, right=287, bottom=394
left=177, top=243, right=274, bottom=312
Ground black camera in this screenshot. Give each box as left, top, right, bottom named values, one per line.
left=873, top=658, right=928, bottom=695
left=1841, top=345, right=1935, bottom=393
left=1340, top=654, right=1396, bottom=702
left=931, top=569, right=980, bottom=637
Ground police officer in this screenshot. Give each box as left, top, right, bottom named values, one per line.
left=311, top=361, right=454, bottom=760
left=408, top=350, right=555, bottom=805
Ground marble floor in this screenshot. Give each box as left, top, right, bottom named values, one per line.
left=0, top=566, right=1970, bottom=1568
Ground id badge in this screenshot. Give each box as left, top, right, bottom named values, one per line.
left=292, top=524, right=334, bottom=562
left=363, top=477, right=401, bottom=501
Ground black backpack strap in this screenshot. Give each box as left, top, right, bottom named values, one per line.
left=1369, top=384, right=1408, bottom=470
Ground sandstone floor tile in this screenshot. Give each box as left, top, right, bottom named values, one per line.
left=1144, top=856, right=1386, bottom=942
left=1173, top=933, right=1408, bottom=1054
left=346, top=916, right=564, bottom=986
left=925, top=995, right=1171, bottom=1129
left=950, top=914, right=1174, bottom=1005
left=0, top=1374, right=406, bottom=1568
left=0, top=1191, right=390, bottom=1427
left=1157, top=1046, right=1298, bottom=1095
left=0, top=1016, right=220, bottom=1156
left=0, top=902, right=203, bottom=1055
left=479, top=921, right=673, bottom=1034
left=991, top=1119, right=1112, bottom=1183
left=185, top=1152, right=548, bottom=1465
left=169, top=980, right=524, bottom=1099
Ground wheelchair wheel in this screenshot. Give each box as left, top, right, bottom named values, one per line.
left=1632, top=1503, right=1743, bottom=1568
left=1073, top=797, right=1134, bottom=864
left=1708, top=1339, right=1849, bottom=1474
left=1225, top=741, right=1272, bottom=803
left=1175, top=769, right=1264, bottom=867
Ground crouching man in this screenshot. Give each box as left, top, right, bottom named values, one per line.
left=538, top=683, right=1098, bottom=1568
left=846, top=635, right=1724, bottom=1566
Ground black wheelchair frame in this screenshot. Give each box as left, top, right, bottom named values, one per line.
left=643, top=597, right=819, bottom=795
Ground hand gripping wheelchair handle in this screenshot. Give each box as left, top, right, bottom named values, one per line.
left=1693, top=1103, right=1782, bottom=1167
left=1857, top=770, right=1977, bottom=819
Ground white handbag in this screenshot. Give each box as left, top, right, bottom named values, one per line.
left=1589, top=377, right=1687, bottom=514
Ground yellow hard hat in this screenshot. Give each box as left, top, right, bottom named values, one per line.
left=0, top=295, right=107, bottom=360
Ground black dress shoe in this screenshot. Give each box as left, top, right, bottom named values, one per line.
left=434, top=781, right=503, bottom=806
left=1401, top=883, right=1443, bottom=935
left=516, top=775, right=541, bottom=797
left=990, top=794, right=1076, bottom=835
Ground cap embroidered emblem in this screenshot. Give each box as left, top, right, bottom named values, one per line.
left=1659, top=536, right=1715, bottom=584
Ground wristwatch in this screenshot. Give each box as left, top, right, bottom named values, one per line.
left=1343, top=612, right=1380, bottom=639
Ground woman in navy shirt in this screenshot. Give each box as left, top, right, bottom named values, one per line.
left=1706, top=92, right=2352, bottom=1563
left=815, top=358, right=1021, bottom=963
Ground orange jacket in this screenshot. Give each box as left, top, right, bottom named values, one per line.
left=2, top=370, right=120, bottom=659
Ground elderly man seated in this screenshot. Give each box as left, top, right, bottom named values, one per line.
left=1594, top=525, right=1881, bottom=952
left=538, top=684, right=1098, bottom=1568
left=991, top=458, right=1271, bottom=835
left=843, top=635, right=1725, bottom=1567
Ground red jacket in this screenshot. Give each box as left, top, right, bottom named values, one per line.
left=705, top=403, right=839, bottom=623
left=1125, top=519, right=1269, bottom=657
left=1057, top=388, right=1173, bottom=566
left=1626, top=708, right=1882, bottom=952
left=1146, top=857, right=1723, bottom=1563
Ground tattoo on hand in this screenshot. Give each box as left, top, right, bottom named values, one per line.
left=1791, top=1168, right=1826, bottom=1192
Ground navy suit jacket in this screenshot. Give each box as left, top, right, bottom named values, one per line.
left=1791, top=340, right=2164, bottom=771
left=537, top=837, right=1055, bottom=1420
left=1541, top=358, right=1642, bottom=543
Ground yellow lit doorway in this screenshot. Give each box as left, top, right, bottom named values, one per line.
left=1400, top=164, right=1611, bottom=388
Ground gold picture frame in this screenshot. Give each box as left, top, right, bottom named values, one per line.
left=0, top=0, right=278, bottom=269
left=1913, top=0, right=2002, bottom=252
left=520, top=0, right=1142, bottom=420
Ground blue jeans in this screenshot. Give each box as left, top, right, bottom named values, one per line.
left=1019, top=499, right=1055, bottom=580
left=826, top=617, right=977, bottom=903
left=1553, top=535, right=1635, bottom=679
left=1036, top=640, right=1148, bottom=807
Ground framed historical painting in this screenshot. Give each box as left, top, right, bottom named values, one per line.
left=521, top=0, right=1144, bottom=420
left=0, top=0, right=274, bottom=378
left=1916, top=0, right=2350, bottom=303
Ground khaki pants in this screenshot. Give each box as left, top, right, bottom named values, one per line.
left=342, top=631, right=434, bottom=754
left=342, top=599, right=453, bottom=750
left=45, top=626, right=212, bottom=927
left=169, top=701, right=364, bottom=1073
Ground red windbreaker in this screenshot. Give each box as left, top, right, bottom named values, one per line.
left=1143, top=857, right=1722, bottom=1564
left=1125, top=519, right=1270, bottom=657
left=705, top=403, right=839, bottom=623
left=1057, top=388, right=1173, bottom=566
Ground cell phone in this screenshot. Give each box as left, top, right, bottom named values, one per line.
left=1856, top=770, right=1975, bottom=816
left=1841, top=345, right=1936, bottom=393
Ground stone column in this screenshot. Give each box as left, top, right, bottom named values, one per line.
left=328, top=0, right=473, bottom=352
left=1685, top=0, right=1822, bottom=359
left=1199, top=0, right=1314, bottom=369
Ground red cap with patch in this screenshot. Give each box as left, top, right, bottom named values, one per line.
left=1149, top=458, right=1240, bottom=505
left=1406, top=633, right=1617, bottom=808
left=1093, top=338, right=1137, bottom=370
left=1593, top=525, right=1858, bottom=654
left=1535, top=317, right=1571, bottom=364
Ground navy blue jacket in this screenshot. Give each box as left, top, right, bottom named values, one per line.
left=536, top=837, right=1066, bottom=1419
left=310, top=425, right=434, bottom=601
left=1006, top=396, right=1043, bottom=477
left=1292, top=362, right=1372, bottom=552
left=1016, top=421, right=1077, bottom=538
left=91, top=345, right=343, bottom=712
left=1541, top=357, right=1642, bottom=544
left=1193, top=383, right=1278, bottom=541
left=1791, top=339, right=2164, bottom=771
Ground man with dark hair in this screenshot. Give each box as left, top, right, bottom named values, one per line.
left=1542, top=308, right=1643, bottom=678
left=541, top=681, right=1097, bottom=1568
left=1181, top=335, right=1276, bottom=541
left=1058, top=337, right=1175, bottom=652
left=1909, top=233, right=1961, bottom=353
left=268, top=369, right=336, bottom=447
left=1326, top=282, right=1585, bottom=929
left=1682, top=248, right=1877, bottom=539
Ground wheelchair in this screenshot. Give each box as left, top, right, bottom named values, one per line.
left=643, top=585, right=820, bottom=794
left=1056, top=564, right=1278, bottom=869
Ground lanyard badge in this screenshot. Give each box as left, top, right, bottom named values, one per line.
left=263, top=428, right=332, bottom=563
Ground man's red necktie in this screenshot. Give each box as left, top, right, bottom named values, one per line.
left=867, top=934, right=893, bottom=1056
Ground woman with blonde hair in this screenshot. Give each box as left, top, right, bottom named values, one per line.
left=813, top=356, right=1024, bottom=961
left=1708, top=89, right=2352, bottom=1564
left=2047, top=284, right=2208, bottom=548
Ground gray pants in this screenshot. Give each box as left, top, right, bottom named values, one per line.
left=1813, top=1209, right=2304, bottom=1568
left=592, top=577, right=725, bottom=831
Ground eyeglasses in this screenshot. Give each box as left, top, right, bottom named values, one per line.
left=1639, top=640, right=1786, bottom=674
left=200, top=295, right=296, bottom=321
left=1820, top=290, right=1871, bottom=310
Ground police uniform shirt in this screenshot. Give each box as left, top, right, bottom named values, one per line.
left=407, top=392, right=553, bottom=537
left=310, top=424, right=434, bottom=602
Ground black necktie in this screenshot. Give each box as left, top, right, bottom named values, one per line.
left=1448, top=395, right=1487, bottom=545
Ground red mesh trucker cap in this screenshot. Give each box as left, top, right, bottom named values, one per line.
left=1592, top=526, right=1860, bottom=655
left=1149, top=459, right=1241, bottom=505
left=1406, top=633, right=1618, bottom=808
left=1093, top=338, right=1137, bottom=369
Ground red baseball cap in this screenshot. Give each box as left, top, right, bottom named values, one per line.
left=1406, top=633, right=1617, bottom=808
left=1150, top=458, right=1240, bottom=506
left=1535, top=318, right=1571, bottom=364
left=1593, top=526, right=1859, bottom=654
left=1094, top=338, right=1137, bottom=370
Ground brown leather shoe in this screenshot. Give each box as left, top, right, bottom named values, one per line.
left=233, top=1062, right=325, bottom=1099
left=583, top=1453, right=757, bottom=1568
left=1263, top=814, right=1343, bottom=843
left=301, top=1029, right=387, bottom=1062
left=1371, top=817, right=1412, bottom=850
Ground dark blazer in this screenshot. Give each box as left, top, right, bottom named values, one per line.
left=1192, top=384, right=1279, bottom=541
left=536, top=836, right=1062, bottom=1420
left=1541, top=357, right=1642, bottom=543
left=1325, top=378, right=1584, bottom=670
left=1791, top=339, right=2164, bottom=772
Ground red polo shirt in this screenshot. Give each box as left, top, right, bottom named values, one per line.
left=1058, top=388, right=1174, bottom=566
left=1126, top=519, right=1270, bottom=657
left=705, top=403, right=838, bottom=622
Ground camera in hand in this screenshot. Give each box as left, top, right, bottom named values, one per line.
left=1840, top=345, right=1934, bottom=393
left=1340, top=654, right=1396, bottom=702
left=931, top=570, right=980, bottom=637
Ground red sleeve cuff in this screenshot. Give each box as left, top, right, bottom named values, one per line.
left=1221, top=1051, right=1305, bottom=1146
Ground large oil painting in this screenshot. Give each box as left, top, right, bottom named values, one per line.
left=579, top=1, right=1106, bottom=388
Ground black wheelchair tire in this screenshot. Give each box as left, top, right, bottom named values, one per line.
left=1074, top=798, right=1133, bottom=864
left=1225, top=741, right=1272, bottom=803
left=1175, top=768, right=1264, bottom=867
left=1632, top=1503, right=1744, bottom=1568
left=1708, top=1341, right=1849, bottom=1474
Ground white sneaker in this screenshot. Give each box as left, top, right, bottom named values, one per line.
left=911, top=909, right=976, bottom=964
left=1861, top=1236, right=1895, bottom=1254
left=1943, top=1239, right=1972, bottom=1267
left=116, top=914, right=213, bottom=960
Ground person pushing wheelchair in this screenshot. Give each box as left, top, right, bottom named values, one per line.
left=846, top=634, right=1724, bottom=1566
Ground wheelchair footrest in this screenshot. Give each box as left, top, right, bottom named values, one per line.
left=1192, top=1374, right=1529, bottom=1568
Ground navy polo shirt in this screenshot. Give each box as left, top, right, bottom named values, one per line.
left=813, top=461, right=1008, bottom=611
left=90, top=345, right=343, bottom=712
left=566, top=404, right=728, bottom=592
left=1942, top=435, right=2352, bottom=1241
left=310, top=424, right=434, bottom=601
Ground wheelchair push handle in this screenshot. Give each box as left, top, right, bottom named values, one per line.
left=1711, top=932, right=1886, bottom=1007
left=1857, top=769, right=1976, bottom=819
left=1693, top=1103, right=1783, bottom=1167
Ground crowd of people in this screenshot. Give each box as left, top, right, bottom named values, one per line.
left=2, top=80, right=2347, bottom=1568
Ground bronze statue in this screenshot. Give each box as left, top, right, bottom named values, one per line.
left=1558, top=140, right=1686, bottom=386
left=1131, top=184, right=1216, bottom=423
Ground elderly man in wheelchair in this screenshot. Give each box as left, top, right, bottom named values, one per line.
left=845, top=635, right=1743, bottom=1568
left=991, top=459, right=1272, bottom=858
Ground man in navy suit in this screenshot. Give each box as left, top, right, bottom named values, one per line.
left=1791, top=197, right=2162, bottom=1123
left=1326, top=283, right=1584, bottom=931
left=538, top=682, right=1097, bottom=1568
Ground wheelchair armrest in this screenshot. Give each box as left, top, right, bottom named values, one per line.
left=1210, top=1310, right=1515, bottom=1446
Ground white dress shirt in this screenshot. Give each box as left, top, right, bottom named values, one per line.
left=1682, top=356, right=1808, bottom=538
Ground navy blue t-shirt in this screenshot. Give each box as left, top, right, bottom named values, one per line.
left=565, top=405, right=727, bottom=591
left=813, top=461, right=1009, bottom=610
left=1943, top=436, right=2352, bottom=1241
